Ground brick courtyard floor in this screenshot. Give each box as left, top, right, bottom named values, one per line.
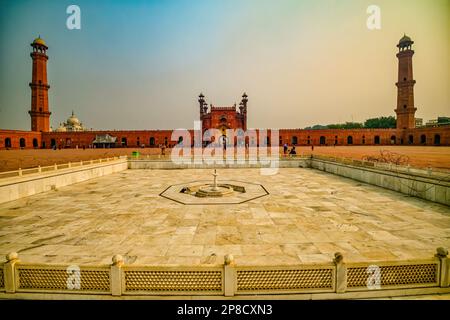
left=0, top=146, right=449, bottom=172
left=0, top=168, right=448, bottom=266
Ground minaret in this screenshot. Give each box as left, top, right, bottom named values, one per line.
left=29, top=36, right=51, bottom=132
left=395, top=34, right=416, bottom=130
left=198, top=93, right=206, bottom=116
left=240, top=92, right=248, bottom=131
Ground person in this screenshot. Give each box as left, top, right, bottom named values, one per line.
left=161, top=144, right=166, bottom=156
left=311, top=145, right=314, bottom=152
left=283, top=143, right=288, bottom=156
left=289, top=146, right=296, bottom=156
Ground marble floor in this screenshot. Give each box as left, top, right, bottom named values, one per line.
left=0, top=168, right=449, bottom=266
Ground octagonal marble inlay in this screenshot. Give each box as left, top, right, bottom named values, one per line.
left=160, top=180, right=269, bottom=205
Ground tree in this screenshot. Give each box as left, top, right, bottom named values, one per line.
left=328, top=122, right=363, bottom=129
left=364, top=116, right=396, bottom=128
left=304, top=116, right=396, bottom=130
left=304, top=124, right=328, bottom=130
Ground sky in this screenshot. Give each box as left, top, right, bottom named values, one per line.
left=0, top=0, right=448, bottom=130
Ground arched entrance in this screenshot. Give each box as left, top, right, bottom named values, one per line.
left=19, top=138, right=26, bottom=148
left=420, top=134, right=426, bottom=145
left=5, top=137, right=11, bottom=148
left=434, top=134, right=441, bottom=145
left=320, top=136, right=326, bottom=145
left=390, top=135, right=396, bottom=144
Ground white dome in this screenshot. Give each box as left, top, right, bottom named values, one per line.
left=55, top=123, right=67, bottom=132
left=67, top=111, right=80, bottom=126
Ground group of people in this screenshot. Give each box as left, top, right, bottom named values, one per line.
left=282, top=144, right=315, bottom=156
left=283, top=143, right=296, bottom=156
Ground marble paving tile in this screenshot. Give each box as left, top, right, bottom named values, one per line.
left=0, top=168, right=448, bottom=266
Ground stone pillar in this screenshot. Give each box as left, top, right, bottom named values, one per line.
left=110, top=254, right=124, bottom=296
left=435, top=247, right=449, bottom=287
left=334, top=252, right=347, bottom=293
left=4, top=252, right=20, bottom=293
left=224, top=254, right=236, bottom=297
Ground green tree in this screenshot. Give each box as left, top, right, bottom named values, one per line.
left=328, top=122, right=363, bottom=129
left=364, top=116, right=396, bottom=128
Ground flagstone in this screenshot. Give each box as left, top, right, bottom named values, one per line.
left=0, top=168, right=448, bottom=266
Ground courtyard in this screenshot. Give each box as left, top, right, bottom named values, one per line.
left=1, top=146, right=449, bottom=172
left=0, top=168, right=449, bottom=267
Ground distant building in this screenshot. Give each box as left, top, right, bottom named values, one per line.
left=415, top=118, right=423, bottom=127
left=93, top=134, right=117, bottom=148
left=55, top=111, right=87, bottom=132
left=199, top=92, right=247, bottom=146
left=425, top=117, right=450, bottom=128
left=0, top=34, right=448, bottom=149
left=426, top=119, right=438, bottom=127
left=437, top=117, right=450, bottom=126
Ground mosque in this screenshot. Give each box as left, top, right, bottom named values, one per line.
left=54, top=111, right=87, bottom=132
left=0, top=35, right=448, bottom=149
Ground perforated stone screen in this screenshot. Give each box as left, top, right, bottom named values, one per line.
left=236, top=268, right=335, bottom=293
left=124, top=270, right=223, bottom=293
left=16, top=266, right=110, bottom=292
left=347, top=263, right=439, bottom=289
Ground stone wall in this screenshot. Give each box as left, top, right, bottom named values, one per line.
left=0, top=158, right=127, bottom=204
left=0, top=130, right=42, bottom=149
left=2, top=126, right=449, bottom=150
left=127, top=158, right=310, bottom=169
left=310, top=157, right=450, bottom=206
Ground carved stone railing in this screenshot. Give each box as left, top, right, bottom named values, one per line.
left=0, top=156, right=127, bottom=179
left=1, top=248, right=448, bottom=299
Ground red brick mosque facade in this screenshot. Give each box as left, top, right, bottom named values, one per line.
left=0, top=35, right=448, bottom=149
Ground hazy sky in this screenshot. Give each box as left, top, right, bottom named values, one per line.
left=0, top=0, right=448, bottom=130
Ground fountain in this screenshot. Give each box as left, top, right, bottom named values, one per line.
left=180, top=169, right=245, bottom=198
left=162, top=169, right=267, bottom=204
